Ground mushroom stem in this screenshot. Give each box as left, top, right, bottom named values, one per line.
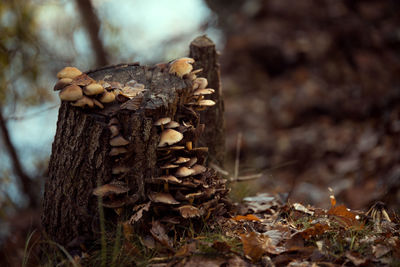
left=164, top=183, right=169, bottom=192
left=186, top=141, right=193, bottom=151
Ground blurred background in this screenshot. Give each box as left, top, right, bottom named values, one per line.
left=1, top=0, right=399, bottom=263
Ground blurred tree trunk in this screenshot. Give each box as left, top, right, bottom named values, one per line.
left=0, top=106, right=38, bottom=208
left=75, top=0, right=109, bottom=67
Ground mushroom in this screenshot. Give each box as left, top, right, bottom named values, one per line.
left=193, top=88, right=215, bottom=96
left=109, top=147, right=128, bottom=156
left=112, top=166, right=130, bottom=175
left=191, top=164, right=207, bottom=175
left=193, top=78, right=208, bottom=90
left=71, top=96, right=94, bottom=108
left=72, top=74, right=95, bottom=86
left=92, top=183, right=129, bottom=197
left=168, top=57, right=195, bottom=78
left=59, top=85, right=83, bottom=101
left=165, top=121, right=180, bottom=129
left=54, top=78, right=72, bottom=91
left=57, top=67, right=82, bottom=79
left=158, top=129, right=183, bottom=147
left=110, top=135, right=130, bottom=146
left=99, top=91, right=116, bottom=103
left=93, top=98, right=104, bottom=109
left=109, top=125, right=119, bottom=138
left=154, top=117, right=171, bottom=126
left=146, top=175, right=181, bottom=185
left=185, top=157, right=198, bottom=167
left=198, top=100, right=216, bottom=107
left=160, top=164, right=179, bottom=169
left=177, top=205, right=201, bottom=218
left=148, top=192, right=180, bottom=205
left=83, top=83, right=104, bottom=95
left=175, top=166, right=195, bottom=177
left=174, top=157, right=190, bottom=164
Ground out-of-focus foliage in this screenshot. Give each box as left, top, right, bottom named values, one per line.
left=0, top=0, right=52, bottom=107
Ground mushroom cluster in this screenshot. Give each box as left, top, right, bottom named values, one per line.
left=54, top=67, right=147, bottom=109
left=88, top=57, right=228, bottom=242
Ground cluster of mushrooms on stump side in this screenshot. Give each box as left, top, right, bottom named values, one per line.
left=43, top=41, right=229, bottom=248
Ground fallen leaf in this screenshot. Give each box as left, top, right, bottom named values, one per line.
left=232, top=214, right=261, bottom=222
left=327, top=205, right=362, bottom=228
left=240, top=232, right=285, bottom=262
left=150, top=221, right=173, bottom=249
left=299, top=224, right=329, bottom=240
left=129, top=202, right=151, bottom=224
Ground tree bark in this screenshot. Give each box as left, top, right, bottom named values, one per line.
left=190, top=36, right=225, bottom=167
left=42, top=40, right=228, bottom=248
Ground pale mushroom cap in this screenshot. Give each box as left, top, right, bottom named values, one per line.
left=93, top=183, right=129, bottom=197
left=54, top=78, right=73, bottom=91
left=110, top=135, right=130, bottom=146
left=198, top=99, right=216, bottom=106
left=169, top=57, right=195, bottom=78
left=160, top=164, right=179, bottom=169
left=57, top=67, right=82, bottom=79
left=99, top=91, right=116, bottom=103
left=154, top=117, right=171, bottom=126
left=93, top=98, right=104, bottom=109
left=177, top=205, right=201, bottom=218
left=193, top=77, right=208, bottom=90
left=175, top=166, right=195, bottom=177
left=193, top=88, right=215, bottom=96
left=165, top=121, right=180, bottom=129
left=158, top=129, right=183, bottom=147
left=109, top=147, right=128, bottom=156
left=149, top=192, right=180, bottom=204
left=83, top=83, right=104, bottom=95
left=174, top=157, right=190, bottom=164
left=59, top=85, right=83, bottom=101
left=191, top=164, right=207, bottom=175
left=71, top=96, right=94, bottom=108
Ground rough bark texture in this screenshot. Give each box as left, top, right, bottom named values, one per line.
left=190, top=36, right=225, bottom=167
left=42, top=63, right=190, bottom=246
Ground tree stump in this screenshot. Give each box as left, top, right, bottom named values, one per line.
left=42, top=37, right=228, bottom=248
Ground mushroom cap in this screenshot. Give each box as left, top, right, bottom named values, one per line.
left=175, top=166, right=195, bottom=177
left=72, top=73, right=95, bottom=86
left=112, top=166, right=130, bottom=175
left=185, top=157, right=198, bottom=167
left=71, top=96, right=94, bottom=108
left=169, top=57, right=195, bottom=78
left=121, top=86, right=145, bottom=98
left=154, top=117, right=171, bottom=126
left=110, top=135, right=130, bottom=146
left=165, top=121, right=180, bottom=129
left=174, top=157, right=190, bottom=164
left=177, top=205, right=201, bottom=218
left=54, top=78, right=73, bottom=91
left=146, top=175, right=181, bottom=185
left=191, top=164, right=207, bottom=175
left=99, top=91, right=116, bottom=103
left=198, top=99, right=216, bottom=106
left=193, top=88, right=215, bottom=96
left=160, top=164, right=179, bottom=169
left=108, top=125, right=119, bottom=138
left=59, top=85, right=83, bottom=101
left=93, top=98, right=104, bottom=109
left=193, top=77, right=208, bottom=90
left=83, top=83, right=104, bottom=95
left=158, top=129, right=183, bottom=147
left=109, top=147, right=128, bottom=156
left=148, top=192, right=180, bottom=204
left=57, top=67, right=82, bottom=79
left=93, top=183, right=129, bottom=197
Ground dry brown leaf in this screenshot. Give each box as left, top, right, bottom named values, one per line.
left=129, top=202, right=151, bottom=224
left=232, top=214, right=261, bottom=222
left=150, top=221, right=173, bottom=249
left=327, top=205, right=362, bottom=228
left=240, top=231, right=284, bottom=262
left=299, top=223, right=329, bottom=240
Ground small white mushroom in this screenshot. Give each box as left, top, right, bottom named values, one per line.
left=110, top=135, right=130, bottom=146
left=109, top=125, right=119, bottom=138
left=57, top=67, right=82, bottom=79
left=169, top=57, right=195, bottom=78
left=83, top=83, right=104, bottom=95
left=177, top=205, right=201, bottom=218
left=193, top=77, right=208, bottom=90
left=148, top=192, right=180, bottom=204
left=158, top=129, right=183, bottom=147
left=112, top=166, right=130, bottom=175
left=59, top=85, right=83, bottom=101
left=71, top=96, right=94, bottom=108
left=175, top=166, right=195, bottom=177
